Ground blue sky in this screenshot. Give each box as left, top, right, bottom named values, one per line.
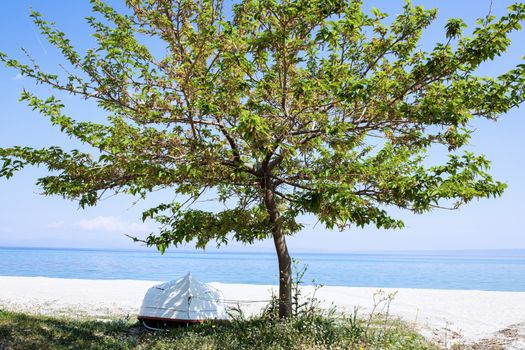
left=0, top=0, right=524, bottom=253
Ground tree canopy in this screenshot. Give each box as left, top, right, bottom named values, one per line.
left=1, top=0, right=524, bottom=317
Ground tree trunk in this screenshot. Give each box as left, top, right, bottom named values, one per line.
left=263, top=186, right=292, bottom=318
left=273, top=226, right=292, bottom=318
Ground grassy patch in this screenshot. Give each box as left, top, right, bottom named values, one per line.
left=0, top=308, right=439, bottom=350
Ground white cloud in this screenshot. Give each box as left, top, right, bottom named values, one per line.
left=47, top=221, right=66, bottom=229
left=0, top=227, right=13, bottom=234
left=73, top=216, right=150, bottom=234
left=11, top=73, right=23, bottom=81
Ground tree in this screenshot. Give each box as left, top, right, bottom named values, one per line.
left=1, top=0, right=525, bottom=318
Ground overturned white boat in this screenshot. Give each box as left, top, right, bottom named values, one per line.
left=138, top=272, right=227, bottom=328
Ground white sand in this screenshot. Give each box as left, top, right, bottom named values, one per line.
left=0, top=276, right=524, bottom=349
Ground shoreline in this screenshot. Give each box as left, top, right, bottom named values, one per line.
left=1, top=276, right=524, bottom=348
left=1, top=274, right=524, bottom=294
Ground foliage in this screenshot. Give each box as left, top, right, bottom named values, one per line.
left=1, top=0, right=525, bottom=316
left=0, top=308, right=440, bottom=350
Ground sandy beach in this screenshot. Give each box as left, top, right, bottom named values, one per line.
left=0, top=276, right=524, bottom=349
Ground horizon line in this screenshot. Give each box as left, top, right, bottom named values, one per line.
left=1, top=245, right=525, bottom=255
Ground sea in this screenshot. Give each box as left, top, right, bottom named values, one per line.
left=1, top=247, right=524, bottom=292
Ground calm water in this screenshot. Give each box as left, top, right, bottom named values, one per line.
left=1, top=247, right=524, bottom=291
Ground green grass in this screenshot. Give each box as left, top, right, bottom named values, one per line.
left=0, top=309, right=440, bottom=350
